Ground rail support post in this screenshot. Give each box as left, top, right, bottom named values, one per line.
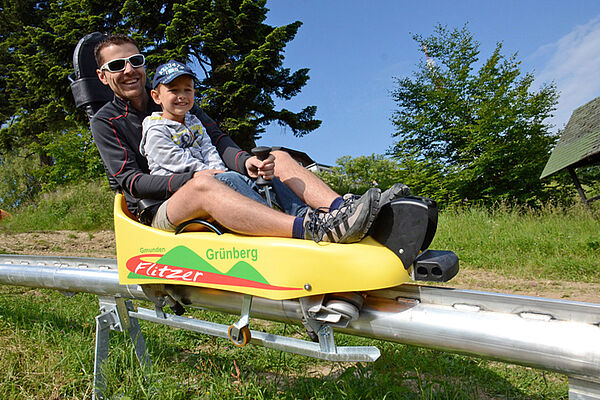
left=569, top=375, right=600, bottom=400
left=93, top=296, right=151, bottom=400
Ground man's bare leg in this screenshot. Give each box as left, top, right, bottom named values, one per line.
left=166, top=174, right=296, bottom=237
left=271, top=150, right=339, bottom=209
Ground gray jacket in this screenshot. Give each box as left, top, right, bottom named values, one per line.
left=140, top=112, right=226, bottom=175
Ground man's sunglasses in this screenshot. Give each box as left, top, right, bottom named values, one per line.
left=100, top=54, right=145, bottom=72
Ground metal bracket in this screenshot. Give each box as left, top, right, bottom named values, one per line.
left=229, top=294, right=253, bottom=343
left=316, top=325, right=337, bottom=354
left=235, top=294, right=253, bottom=330
left=298, top=294, right=379, bottom=360
left=140, top=284, right=185, bottom=317
left=299, top=294, right=361, bottom=329
left=93, top=296, right=150, bottom=400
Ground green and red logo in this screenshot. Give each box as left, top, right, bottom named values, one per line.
left=126, top=245, right=302, bottom=292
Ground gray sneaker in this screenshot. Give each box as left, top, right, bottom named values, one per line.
left=380, top=183, right=411, bottom=206
left=304, top=188, right=381, bottom=243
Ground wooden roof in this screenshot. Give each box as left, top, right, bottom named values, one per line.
left=540, top=96, right=600, bottom=179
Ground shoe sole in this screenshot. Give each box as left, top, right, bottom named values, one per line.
left=338, top=188, right=380, bottom=243
left=364, top=188, right=381, bottom=238
left=380, top=183, right=410, bottom=206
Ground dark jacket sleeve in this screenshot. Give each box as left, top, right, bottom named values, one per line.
left=191, top=105, right=252, bottom=175
left=90, top=111, right=194, bottom=201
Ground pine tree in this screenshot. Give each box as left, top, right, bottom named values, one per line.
left=0, top=0, right=319, bottom=171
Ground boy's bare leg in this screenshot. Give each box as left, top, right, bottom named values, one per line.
left=271, top=150, right=339, bottom=209
left=166, top=174, right=295, bottom=237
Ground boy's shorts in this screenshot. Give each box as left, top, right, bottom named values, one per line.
left=151, top=199, right=176, bottom=231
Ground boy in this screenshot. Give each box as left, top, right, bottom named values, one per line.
left=140, top=60, right=299, bottom=209
left=141, top=61, right=227, bottom=176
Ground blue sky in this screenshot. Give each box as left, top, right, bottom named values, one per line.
left=256, top=1, right=600, bottom=165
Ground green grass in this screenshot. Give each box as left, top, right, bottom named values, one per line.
left=432, top=203, right=600, bottom=282
left=0, top=286, right=568, bottom=399
left=0, top=179, right=114, bottom=232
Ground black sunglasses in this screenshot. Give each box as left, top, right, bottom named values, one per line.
left=100, top=54, right=145, bottom=72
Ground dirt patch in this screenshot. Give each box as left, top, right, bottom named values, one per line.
left=441, top=268, right=600, bottom=303
left=0, top=230, right=598, bottom=304
left=0, top=230, right=116, bottom=259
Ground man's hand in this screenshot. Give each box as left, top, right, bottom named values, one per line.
left=245, top=155, right=275, bottom=180
left=193, top=169, right=226, bottom=178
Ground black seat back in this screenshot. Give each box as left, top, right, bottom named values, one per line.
left=69, top=32, right=119, bottom=190
left=68, top=32, right=114, bottom=121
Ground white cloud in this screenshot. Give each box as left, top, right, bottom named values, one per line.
left=535, top=15, right=600, bottom=131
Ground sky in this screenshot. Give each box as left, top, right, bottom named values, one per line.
left=255, top=0, right=600, bottom=165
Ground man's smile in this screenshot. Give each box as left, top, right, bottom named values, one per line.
left=120, top=76, right=141, bottom=86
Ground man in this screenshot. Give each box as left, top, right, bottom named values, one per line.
left=90, top=34, right=387, bottom=243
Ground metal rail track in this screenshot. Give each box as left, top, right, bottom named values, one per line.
left=0, top=254, right=599, bottom=399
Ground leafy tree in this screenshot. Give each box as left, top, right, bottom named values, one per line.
left=0, top=0, right=319, bottom=187
left=319, top=154, right=406, bottom=195
left=319, top=152, right=455, bottom=203
left=37, top=126, right=105, bottom=189
left=0, top=150, right=41, bottom=210
left=391, top=24, right=560, bottom=206
left=124, top=0, right=320, bottom=149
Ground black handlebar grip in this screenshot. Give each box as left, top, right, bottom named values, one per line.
left=251, top=146, right=272, bottom=185
left=252, top=146, right=271, bottom=160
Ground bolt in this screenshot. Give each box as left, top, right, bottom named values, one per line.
left=304, top=284, right=312, bottom=291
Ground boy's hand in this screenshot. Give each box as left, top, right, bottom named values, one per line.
left=245, top=155, right=275, bottom=180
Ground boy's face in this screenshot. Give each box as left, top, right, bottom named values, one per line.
left=150, top=75, right=195, bottom=123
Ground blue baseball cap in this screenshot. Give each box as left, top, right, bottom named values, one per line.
left=152, top=60, right=196, bottom=89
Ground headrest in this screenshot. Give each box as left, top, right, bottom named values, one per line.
left=69, top=32, right=114, bottom=120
